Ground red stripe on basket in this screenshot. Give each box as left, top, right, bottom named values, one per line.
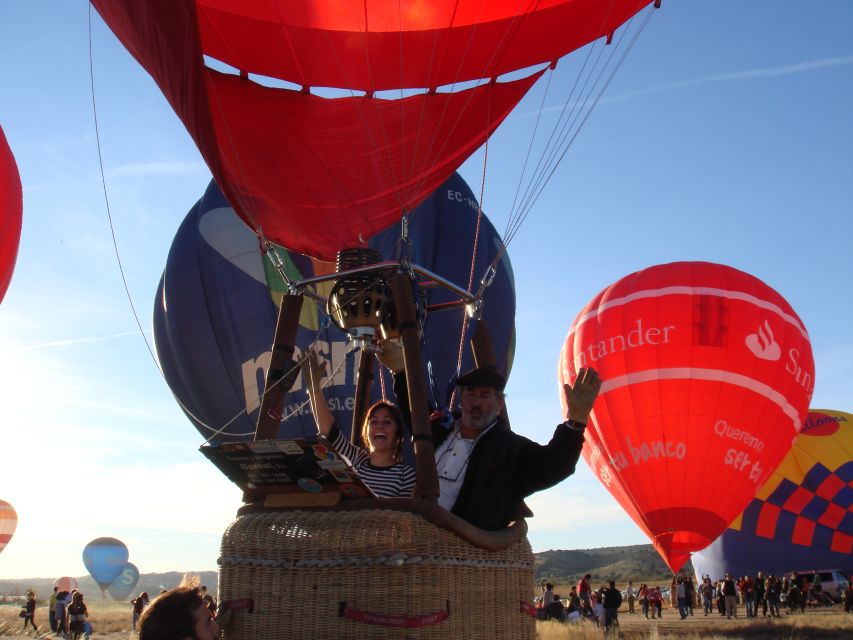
left=340, top=605, right=448, bottom=628
left=520, top=601, right=539, bottom=618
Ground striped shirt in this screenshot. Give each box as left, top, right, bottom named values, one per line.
left=330, top=425, right=416, bottom=498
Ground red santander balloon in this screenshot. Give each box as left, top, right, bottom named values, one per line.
left=558, top=262, right=814, bottom=572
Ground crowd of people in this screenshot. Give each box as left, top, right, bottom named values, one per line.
left=16, top=586, right=92, bottom=639
left=534, top=569, right=853, bottom=629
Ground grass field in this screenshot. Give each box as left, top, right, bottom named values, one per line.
left=2, top=600, right=850, bottom=639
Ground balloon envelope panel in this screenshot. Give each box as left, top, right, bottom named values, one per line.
left=53, top=577, right=79, bottom=593
left=107, top=562, right=140, bottom=600
left=91, top=0, right=653, bottom=259
left=693, top=409, right=853, bottom=580
left=82, top=537, right=129, bottom=588
left=0, top=500, right=17, bottom=555
left=0, top=125, right=23, bottom=304
left=154, top=173, right=515, bottom=443
left=558, top=262, right=814, bottom=572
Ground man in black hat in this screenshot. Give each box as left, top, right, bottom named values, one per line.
left=381, top=341, right=601, bottom=530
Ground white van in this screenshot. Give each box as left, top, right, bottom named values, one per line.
left=786, top=570, right=851, bottom=603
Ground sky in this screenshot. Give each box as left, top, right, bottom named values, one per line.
left=0, top=1, right=851, bottom=580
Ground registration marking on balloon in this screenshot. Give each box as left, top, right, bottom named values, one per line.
left=559, top=262, right=814, bottom=571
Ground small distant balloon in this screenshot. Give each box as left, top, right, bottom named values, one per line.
left=82, top=537, right=129, bottom=591
left=53, top=577, right=79, bottom=593
left=0, top=500, right=17, bottom=555
left=107, top=562, right=140, bottom=600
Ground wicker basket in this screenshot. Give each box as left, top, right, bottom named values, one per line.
left=218, top=508, right=536, bottom=639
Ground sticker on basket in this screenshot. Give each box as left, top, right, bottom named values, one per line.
left=277, top=441, right=305, bottom=455
left=298, top=477, right=323, bottom=493
left=318, top=459, right=347, bottom=471
left=330, top=468, right=354, bottom=483
left=340, top=483, right=369, bottom=498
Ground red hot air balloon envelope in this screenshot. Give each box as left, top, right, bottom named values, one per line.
left=91, top=0, right=654, bottom=260
left=0, top=125, right=23, bottom=304
left=0, top=500, right=17, bottom=555
left=692, top=409, right=853, bottom=580
left=558, top=262, right=815, bottom=572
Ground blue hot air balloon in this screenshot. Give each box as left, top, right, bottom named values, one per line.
left=83, top=537, right=129, bottom=593
left=153, top=172, right=516, bottom=443
left=107, top=562, right=140, bottom=600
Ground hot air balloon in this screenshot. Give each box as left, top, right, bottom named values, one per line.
left=0, top=500, right=17, bottom=555
left=92, top=4, right=661, bottom=637
left=559, top=262, right=815, bottom=572
left=107, top=562, right=140, bottom=601
left=0, top=124, right=23, bottom=304
left=91, top=0, right=655, bottom=260
left=82, top=537, right=129, bottom=594
left=53, top=577, right=79, bottom=593
left=692, top=408, right=853, bottom=581
left=153, top=174, right=516, bottom=441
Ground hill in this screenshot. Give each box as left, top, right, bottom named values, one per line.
left=534, top=544, right=691, bottom=586
left=2, top=543, right=685, bottom=599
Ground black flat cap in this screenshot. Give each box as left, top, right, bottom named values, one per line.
left=455, top=367, right=506, bottom=391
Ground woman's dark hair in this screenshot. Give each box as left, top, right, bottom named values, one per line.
left=138, top=586, right=204, bottom=640
left=360, top=401, right=405, bottom=462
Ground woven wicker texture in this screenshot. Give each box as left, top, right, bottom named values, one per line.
left=219, top=509, right=535, bottom=639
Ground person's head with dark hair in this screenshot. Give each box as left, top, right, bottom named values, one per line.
left=138, top=580, right=219, bottom=640
left=361, top=400, right=405, bottom=463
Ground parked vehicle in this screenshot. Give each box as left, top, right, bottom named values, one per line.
left=784, top=570, right=851, bottom=603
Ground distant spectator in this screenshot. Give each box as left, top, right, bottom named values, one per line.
left=67, top=591, right=88, bottom=640
left=626, top=581, right=636, bottom=614
left=766, top=575, right=782, bottom=618
left=22, top=590, right=37, bottom=631
left=567, top=586, right=581, bottom=614
left=638, top=584, right=649, bottom=618
left=675, top=577, right=687, bottom=619
left=542, top=582, right=555, bottom=608
left=132, top=591, right=150, bottom=631
left=602, top=580, right=622, bottom=630
left=755, top=571, right=767, bottom=617
left=841, top=582, right=853, bottom=613
left=544, top=594, right=565, bottom=622
left=55, top=589, right=72, bottom=636
left=49, top=586, right=58, bottom=632
left=577, top=573, right=592, bottom=613
left=138, top=579, right=220, bottom=640
left=722, top=573, right=738, bottom=619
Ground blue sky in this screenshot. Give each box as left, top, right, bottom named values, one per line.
left=0, top=2, right=851, bottom=579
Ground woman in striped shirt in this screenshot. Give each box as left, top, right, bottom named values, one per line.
left=303, top=349, right=416, bottom=498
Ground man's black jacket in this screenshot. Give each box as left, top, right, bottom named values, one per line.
left=393, top=372, right=585, bottom=530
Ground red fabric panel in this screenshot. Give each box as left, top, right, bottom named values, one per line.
left=92, top=0, right=549, bottom=259
left=203, top=70, right=541, bottom=259
left=755, top=503, right=781, bottom=539
left=195, top=0, right=654, bottom=90
left=0, top=125, right=23, bottom=304
left=815, top=473, right=845, bottom=501
left=817, top=503, right=847, bottom=530
left=830, top=530, right=853, bottom=554
left=791, top=517, right=815, bottom=547
left=783, top=487, right=813, bottom=514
